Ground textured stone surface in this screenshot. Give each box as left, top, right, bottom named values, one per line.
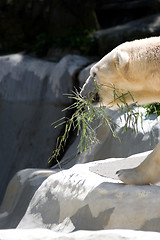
left=95, top=14, right=160, bottom=55
left=96, top=0, right=160, bottom=29
left=0, top=54, right=90, bottom=203
left=17, top=155, right=160, bottom=232
left=0, top=54, right=89, bottom=103
left=1, top=151, right=160, bottom=232
left=0, top=169, right=55, bottom=229
left=1, top=229, right=160, bottom=240
left=0, top=151, right=160, bottom=239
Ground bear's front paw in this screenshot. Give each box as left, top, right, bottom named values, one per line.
left=116, top=168, right=150, bottom=185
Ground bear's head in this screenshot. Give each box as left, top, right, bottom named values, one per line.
left=80, top=48, right=130, bottom=108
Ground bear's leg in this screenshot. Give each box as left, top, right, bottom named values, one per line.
left=116, top=142, right=160, bottom=185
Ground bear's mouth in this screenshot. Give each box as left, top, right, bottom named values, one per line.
left=92, top=92, right=100, bottom=104
left=80, top=90, right=101, bottom=105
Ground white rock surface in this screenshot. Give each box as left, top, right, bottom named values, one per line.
left=17, top=154, right=160, bottom=232
left=0, top=54, right=89, bottom=103
left=0, top=169, right=56, bottom=228
left=0, top=53, right=90, bottom=204
left=0, top=229, right=160, bottom=240
left=0, top=151, right=160, bottom=239
left=1, top=151, right=160, bottom=232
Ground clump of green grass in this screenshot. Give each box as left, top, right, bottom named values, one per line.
left=143, top=103, right=160, bottom=117
left=49, top=86, right=143, bottom=166
left=49, top=89, right=115, bottom=165
left=112, top=86, right=143, bottom=134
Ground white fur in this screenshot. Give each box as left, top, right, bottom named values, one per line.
left=91, top=37, right=160, bottom=107
left=85, top=37, right=160, bottom=184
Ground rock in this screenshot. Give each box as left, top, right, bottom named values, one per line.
left=17, top=153, right=160, bottom=232
left=0, top=54, right=89, bottom=103
left=1, top=150, right=160, bottom=233
left=0, top=169, right=55, bottom=229
left=78, top=63, right=95, bottom=88
left=96, top=0, right=160, bottom=28
left=1, top=229, right=160, bottom=240
left=95, top=14, right=160, bottom=56
left=0, top=53, right=90, bottom=204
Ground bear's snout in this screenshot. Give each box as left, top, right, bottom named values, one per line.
left=80, top=76, right=100, bottom=104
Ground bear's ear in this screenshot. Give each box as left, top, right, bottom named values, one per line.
left=115, top=50, right=129, bottom=68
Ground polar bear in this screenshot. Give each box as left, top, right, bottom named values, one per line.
left=80, top=36, right=160, bottom=185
